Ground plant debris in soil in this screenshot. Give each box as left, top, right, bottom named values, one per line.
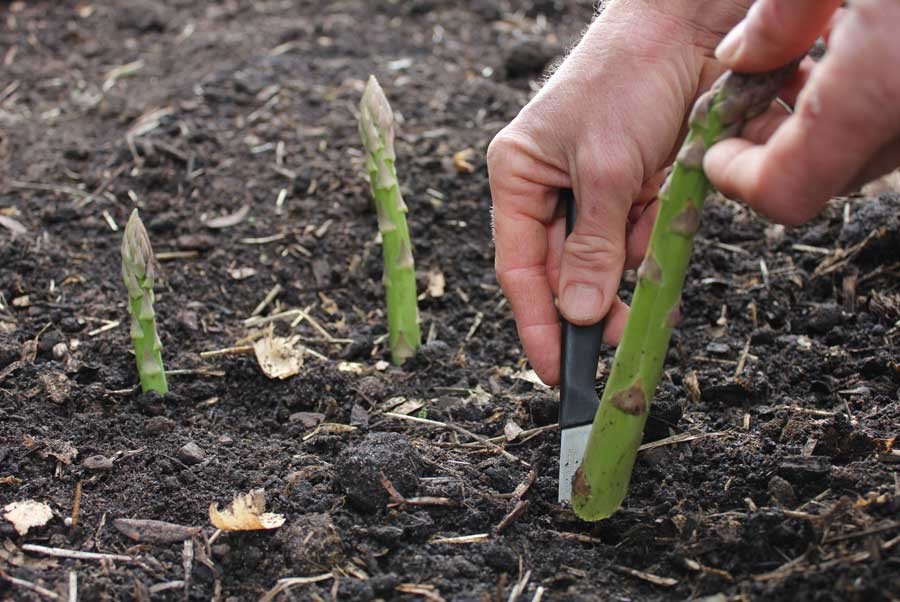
left=1, top=1, right=899, bottom=601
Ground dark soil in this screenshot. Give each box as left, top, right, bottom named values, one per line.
left=1, top=1, right=899, bottom=601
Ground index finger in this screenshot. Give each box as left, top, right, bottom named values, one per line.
left=716, top=0, right=843, bottom=71
left=488, top=131, right=569, bottom=384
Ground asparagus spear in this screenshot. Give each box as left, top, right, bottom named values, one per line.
left=359, top=75, right=421, bottom=365
left=572, top=64, right=799, bottom=521
left=121, top=209, right=168, bottom=394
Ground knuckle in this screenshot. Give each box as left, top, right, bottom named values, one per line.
left=563, top=231, right=624, bottom=272
left=486, top=128, right=522, bottom=173
left=577, top=145, right=644, bottom=205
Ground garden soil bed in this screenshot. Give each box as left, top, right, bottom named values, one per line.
left=1, top=1, right=899, bottom=601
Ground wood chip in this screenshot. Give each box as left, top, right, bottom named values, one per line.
left=203, top=205, right=249, bottom=229
left=0, top=215, right=26, bottom=234
left=428, top=533, right=489, bottom=545
left=113, top=518, right=201, bottom=544
left=612, top=565, right=678, bottom=587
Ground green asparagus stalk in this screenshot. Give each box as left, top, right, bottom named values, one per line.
left=121, top=209, right=168, bottom=394
left=572, top=64, right=799, bottom=521
left=359, top=75, right=421, bottom=365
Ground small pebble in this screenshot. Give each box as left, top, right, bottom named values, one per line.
left=289, top=412, right=324, bottom=428
left=177, top=441, right=206, bottom=465
left=705, top=342, right=730, bottom=355
left=51, top=342, right=68, bottom=361
left=83, top=455, right=114, bottom=471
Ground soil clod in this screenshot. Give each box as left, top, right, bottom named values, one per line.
left=335, top=432, right=421, bottom=512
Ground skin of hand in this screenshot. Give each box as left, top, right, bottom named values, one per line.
left=705, top=0, right=900, bottom=224
left=488, top=0, right=750, bottom=385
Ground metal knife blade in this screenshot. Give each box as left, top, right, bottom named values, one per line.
left=557, top=188, right=604, bottom=503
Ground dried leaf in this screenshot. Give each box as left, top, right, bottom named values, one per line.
left=253, top=335, right=304, bottom=379
left=512, top=369, right=549, bottom=389
left=426, top=267, right=445, bottom=298
left=1, top=476, right=23, bottom=486
left=209, top=489, right=285, bottom=531
left=3, top=500, right=53, bottom=535
left=203, top=205, right=249, bottom=229
left=23, top=435, right=78, bottom=464
left=468, top=385, right=491, bottom=405
left=389, top=398, right=425, bottom=415
left=39, top=371, right=72, bottom=405
left=113, top=518, right=201, bottom=544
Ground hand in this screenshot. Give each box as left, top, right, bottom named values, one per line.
left=705, top=0, right=900, bottom=225
left=488, top=0, right=749, bottom=384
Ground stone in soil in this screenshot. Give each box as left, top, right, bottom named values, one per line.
left=335, top=432, right=421, bottom=512
left=177, top=441, right=206, bottom=465
left=83, top=455, right=114, bottom=471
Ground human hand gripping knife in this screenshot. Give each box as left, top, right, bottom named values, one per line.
left=557, top=188, right=604, bottom=503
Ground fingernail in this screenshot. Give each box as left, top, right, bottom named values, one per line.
left=561, top=284, right=603, bottom=324
left=715, top=19, right=746, bottom=63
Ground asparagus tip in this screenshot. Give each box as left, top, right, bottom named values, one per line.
left=359, top=75, right=394, bottom=159
left=122, top=208, right=155, bottom=292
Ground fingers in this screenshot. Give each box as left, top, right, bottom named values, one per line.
left=715, top=0, right=843, bottom=71
left=488, top=129, right=569, bottom=384
left=706, top=2, right=900, bottom=225
left=556, top=195, right=628, bottom=326
left=704, top=76, right=894, bottom=225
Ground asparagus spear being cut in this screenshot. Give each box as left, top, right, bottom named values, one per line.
left=121, top=209, right=168, bottom=395
left=571, top=64, right=799, bottom=521
left=359, top=75, right=421, bottom=365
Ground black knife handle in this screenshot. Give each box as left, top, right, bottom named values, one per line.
left=559, top=188, right=604, bottom=429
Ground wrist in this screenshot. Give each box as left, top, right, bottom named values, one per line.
left=601, top=0, right=752, bottom=55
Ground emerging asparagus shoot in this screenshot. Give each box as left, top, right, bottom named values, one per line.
left=572, top=64, right=799, bottom=521
left=359, top=75, right=421, bottom=365
left=121, top=209, right=168, bottom=394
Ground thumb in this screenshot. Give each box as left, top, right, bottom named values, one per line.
left=557, top=162, right=633, bottom=326
left=715, top=0, right=843, bottom=72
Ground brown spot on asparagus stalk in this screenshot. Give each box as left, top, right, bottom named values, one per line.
left=637, top=252, right=662, bottom=284
left=670, top=205, right=700, bottom=237
left=610, top=381, right=647, bottom=416
left=572, top=465, right=591, bottom=499
left=665, top=300, right=682, bottom=328
left=676, top=139, right=706, bottom=170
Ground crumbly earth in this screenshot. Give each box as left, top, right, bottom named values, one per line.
left=1, top=1, right=898, bottom=601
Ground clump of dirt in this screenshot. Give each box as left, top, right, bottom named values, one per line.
left=336, top=432, right=422, bottom=511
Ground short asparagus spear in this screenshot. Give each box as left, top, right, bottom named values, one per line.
left=121, top=209, right=168, bottom=394
left=359, top=75, right=421, bottom=365
left=572, top=64, right=799, bottom=521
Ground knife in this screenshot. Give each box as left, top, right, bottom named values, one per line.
left=557, top=188, right=605, bottom=503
